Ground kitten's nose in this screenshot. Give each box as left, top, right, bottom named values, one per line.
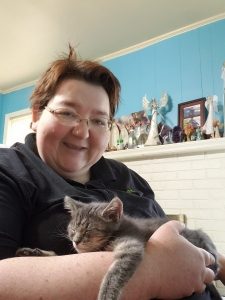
left=74, top=234, right=82, bottom=245
left=75, top=239, right=81, bottom=245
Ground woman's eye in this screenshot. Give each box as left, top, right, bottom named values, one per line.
left=91, top=118, right=107, bottom=127
left=56, top=110, right=79, bottom=122
left=60, top=110, right=75, bottom=117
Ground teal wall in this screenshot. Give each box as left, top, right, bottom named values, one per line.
left=1, top=18, right=225, bottom=142
left=104, top=19, right=225, bottom=127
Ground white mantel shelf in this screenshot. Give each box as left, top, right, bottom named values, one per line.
left=104, top=137, right=225, bottom=162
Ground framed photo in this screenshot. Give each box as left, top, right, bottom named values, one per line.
left=178, top=97, right=206, bottom=129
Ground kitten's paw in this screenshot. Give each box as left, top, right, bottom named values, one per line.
left=16, top=247, right=53, bottom=257
left=16, top=247, right=43, bottom=256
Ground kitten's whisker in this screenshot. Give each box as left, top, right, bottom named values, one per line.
left=69, top=244, right=76, bottom=253
left=50, top=225, right=71, bottom=243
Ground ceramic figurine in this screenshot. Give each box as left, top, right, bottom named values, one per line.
left=196, top=126, right=203, bottom=140
left=108, top=120, right=120, bottom=150
left=128, top=129, right=137, bottom=149
left=142, top=93, right=168, bottom=146
left=117, top=122, right=129, bottom=149
left=137, top=124, right=148, bottom=146
left=221, top=62, right=225, bottom=137
left=213, top=120, right=221, bottom=138
left=202, top=95, right=218, bottom=137
left=172, top=126, right=183, bottom=143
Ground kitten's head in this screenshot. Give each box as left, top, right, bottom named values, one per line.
left=64, top=196, right=123, bottom=253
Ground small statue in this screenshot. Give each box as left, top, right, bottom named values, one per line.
left=213, top=119, right=221, bottom=138
left=221, top=62, right=225, bottom=137
left=202, top=95, right=218, bottom=138
left=158, top=123, right=172, bottom=144
left=128, top=128, right=137, bottom=149
left=142, top=93, right=168, bottom=146
left=183, top=123, right=195, bottom=141
left=108, top=120, right=120, bottom=151
left=137, top=123, right=148, bottom=147
left=117, top=122, right=129, bottom=149
left=196, top=126, right=203, bottom=140
left=172, top=126, right=183, bottom=143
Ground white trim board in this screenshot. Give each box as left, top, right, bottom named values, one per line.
left=3, top=108, right=32, bottom=146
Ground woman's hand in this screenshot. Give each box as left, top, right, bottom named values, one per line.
left=216, top=252, right=225, bottom=285
left=137, top=220, right=216, bottom=299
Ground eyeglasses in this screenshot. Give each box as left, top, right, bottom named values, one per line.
left=45, top=106, right=112, bottom=132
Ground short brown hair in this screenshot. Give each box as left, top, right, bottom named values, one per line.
left=30, top=45, right=121, bottom=117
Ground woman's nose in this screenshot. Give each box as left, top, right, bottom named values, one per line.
left=71, top=119, right=90, bottom=139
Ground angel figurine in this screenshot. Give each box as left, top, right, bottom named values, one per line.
left=108, top=120, right=120, bottom=150
left=202, top=95, right=218, bottom=138
left=142, top=92, right=168, bottom=146
left=221, top=62, right=225, bottom=137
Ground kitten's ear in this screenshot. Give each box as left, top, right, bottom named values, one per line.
left=101, top=197, right=123, bottom=222
left=64, top=196, right=81, bottom=216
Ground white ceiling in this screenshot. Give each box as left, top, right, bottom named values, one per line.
left=1, top=0, right=225, bottom=92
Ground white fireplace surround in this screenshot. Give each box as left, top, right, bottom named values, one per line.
left=104, top=137, right=225, bottom=295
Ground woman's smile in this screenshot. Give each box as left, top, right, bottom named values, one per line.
left=63, top=141, right=88, bottom=152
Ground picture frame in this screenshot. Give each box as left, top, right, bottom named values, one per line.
left=178, top=97, right=206, bottom=129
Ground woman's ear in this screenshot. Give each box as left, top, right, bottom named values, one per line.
left=31, top=106, right=41, bottom=131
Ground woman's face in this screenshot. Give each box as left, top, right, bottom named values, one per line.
left=32, top=79, right=111, bottom=182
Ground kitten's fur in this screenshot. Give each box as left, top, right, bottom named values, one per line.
left=16, top=196, right=221, bottom=300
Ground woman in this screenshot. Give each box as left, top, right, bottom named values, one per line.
left=0, top=47, right=223, bottom=300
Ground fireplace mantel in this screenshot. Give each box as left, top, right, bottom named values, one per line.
left=104, top=137, right=225, bottom=162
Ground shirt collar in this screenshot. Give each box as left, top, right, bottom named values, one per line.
left=24, top=133, right=39, bottom=156
left=90, top=156, right=116, bottom=182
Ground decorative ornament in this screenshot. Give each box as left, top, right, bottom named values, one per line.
left=202, top=95, right=218, bottom=137
left=142, top=92, right=168, bottom=146
left=221, top=62, right=225, bottom=137
left=108, top=120, right=120, bottom=151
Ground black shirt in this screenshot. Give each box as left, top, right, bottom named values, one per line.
left=0, top=133, right=164, bottom=259
left=0, top=133, right=212, bottom=299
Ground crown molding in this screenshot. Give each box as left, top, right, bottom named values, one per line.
left=2, top=80, right=37, bottom=95
left=99, top=13, right=225, bottom=62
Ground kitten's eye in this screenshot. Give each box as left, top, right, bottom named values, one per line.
left=85, top=229, right=92, bottom=236
left=68, top=225, right=76, bottom=234
left=92, top=227, right=102, bottom=232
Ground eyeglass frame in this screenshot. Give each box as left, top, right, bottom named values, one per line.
left=45, top=106, right=112, bottom=132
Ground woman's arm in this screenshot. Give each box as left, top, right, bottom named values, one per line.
left=0, top=221, right=215, bottom=300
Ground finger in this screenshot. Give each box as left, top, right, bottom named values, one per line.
left=195, top=283, right=206, bottom=294
left=204, top=267, right=216, bottom=284
left=166, top=220, right=186, bottom=234
left=201, top=249, right=216, bottom=267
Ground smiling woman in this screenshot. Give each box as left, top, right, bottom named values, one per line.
left=32, top=78, right=111, bottom=183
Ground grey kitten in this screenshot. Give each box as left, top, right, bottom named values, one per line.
left=16, top=196, right=221, bottom=300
